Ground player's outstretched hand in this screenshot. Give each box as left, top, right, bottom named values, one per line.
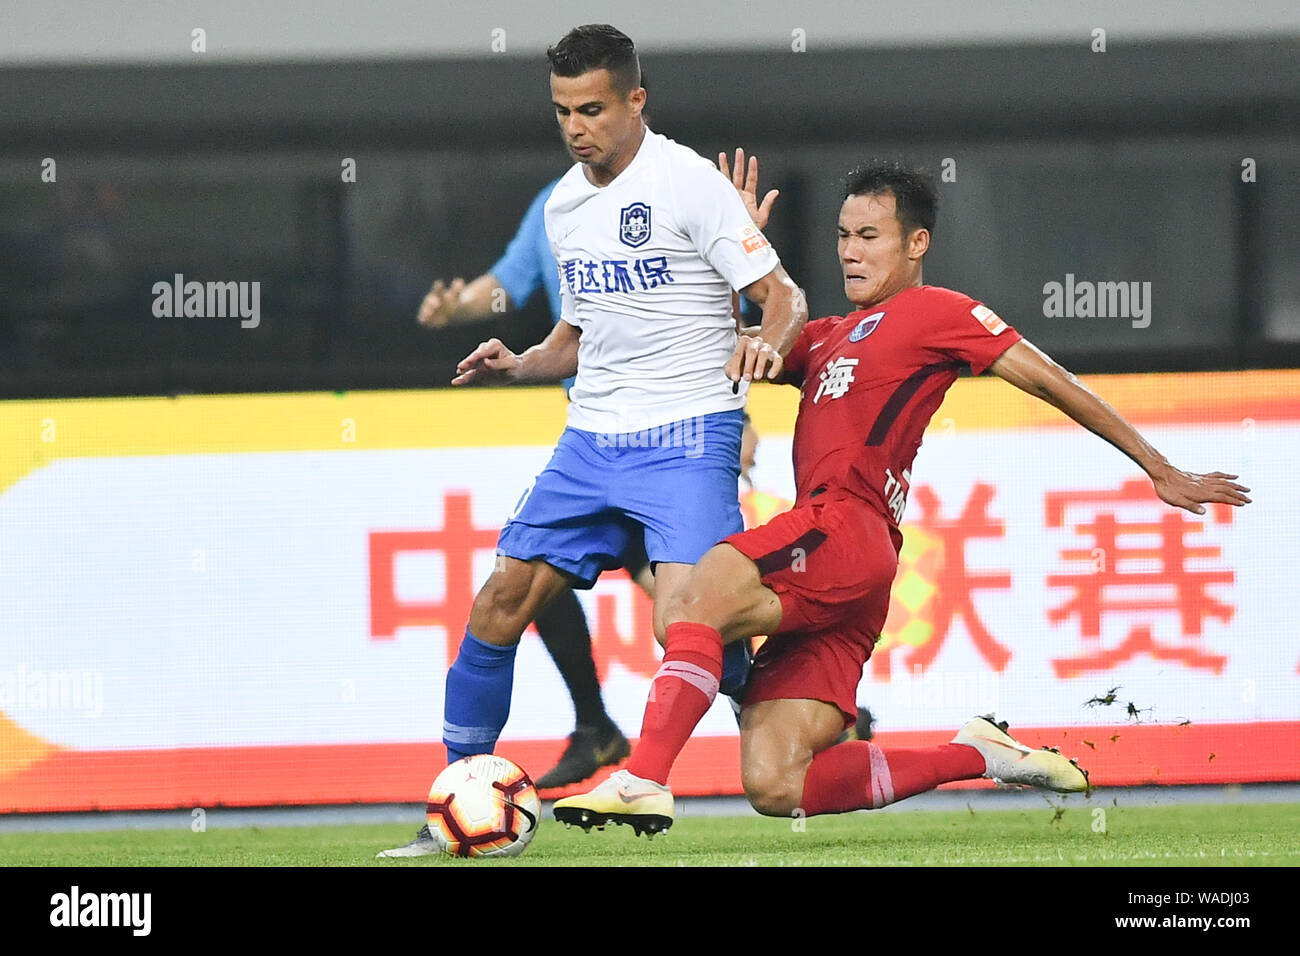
left=418, top=277, right=466, bottom=328
left=1150, top=466, right=1251, bottom=515
left=452, top=338, right=521, bottom=386
left=718, top=148, right=779, bottom=231
left=726, top=334, right=783, bottom=389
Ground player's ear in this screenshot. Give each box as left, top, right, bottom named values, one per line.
left=907, top=227, right=930, bottom=261
left=627, top=85, right=647, bottom=114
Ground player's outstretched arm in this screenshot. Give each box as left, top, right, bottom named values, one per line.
left=987, top=339, right=1252, bottom=514
left=728, top=266, right=808, bottom=386
left=418, top=274, right=513, bottom=328
left=451, top=319, right=579, bottom=387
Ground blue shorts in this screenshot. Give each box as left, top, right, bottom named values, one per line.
left=496, top=410, right=744, bottom=588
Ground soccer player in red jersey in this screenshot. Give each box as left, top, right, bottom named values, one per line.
left=554, top=155, right=1252, bottom=834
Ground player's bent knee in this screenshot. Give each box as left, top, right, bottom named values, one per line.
left=654, top=565, right=722, bottom=641
left=742, top=766, right=802, bottom=817
left=659, top=582, right=707, bottom=631
left=660, top=562, right=764, bottom=635
left=655, top=586, right=738, bottom=644
left=741, top=699, right=835, bottom=817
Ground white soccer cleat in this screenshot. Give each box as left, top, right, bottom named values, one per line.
left=953, top=715, right=1090, bottom=793
left=552, top=769, right=675, bottom=837
left=376, top=823, right=441, bottom=858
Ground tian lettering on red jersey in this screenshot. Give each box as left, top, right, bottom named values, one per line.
left=780, top=285, right=1021, bottom=528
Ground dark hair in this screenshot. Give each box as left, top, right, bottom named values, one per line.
left=547, top=24, right=641, bottom=95
left=842, top=160, right=938, bottom=236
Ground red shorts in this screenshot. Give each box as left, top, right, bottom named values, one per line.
left=724, top=495, right=900, bottom=726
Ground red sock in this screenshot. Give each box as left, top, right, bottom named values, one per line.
left=800, top=742, right=986, bottom=815
left=625, top=622, right=723, bottom=785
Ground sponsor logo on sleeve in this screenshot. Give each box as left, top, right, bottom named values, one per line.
left=738, top=223, right=772, bottom=256
left=971, top=304, right=1007, bottom=335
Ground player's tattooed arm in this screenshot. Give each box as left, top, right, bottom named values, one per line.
left=452, top=320, right=580, bottom=386
left=988, top=339, right=1252, bottom=514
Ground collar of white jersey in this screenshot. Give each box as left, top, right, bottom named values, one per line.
left=576, top=125, right=657, bottom=191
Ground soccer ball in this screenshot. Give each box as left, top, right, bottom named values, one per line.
left=425, top=754, right=541, bottom=858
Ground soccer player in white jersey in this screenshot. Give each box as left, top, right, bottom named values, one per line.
left=379, top=24, right=806, bottom=856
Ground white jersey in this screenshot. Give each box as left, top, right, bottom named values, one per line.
left=545, top=128, right=781, bottom=433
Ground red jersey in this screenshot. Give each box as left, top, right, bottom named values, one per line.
left=781, top=284, right=1021, bottom=527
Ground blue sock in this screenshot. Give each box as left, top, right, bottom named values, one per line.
left=719, top=639, right=753, bottom=703
left=442, top=629, right=517, bottom=763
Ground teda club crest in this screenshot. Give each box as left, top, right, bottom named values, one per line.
left=849, top=311, right=885, bottom=342
left=619, top=202, right=652, bottom=248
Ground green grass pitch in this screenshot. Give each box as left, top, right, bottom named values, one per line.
left=2, top=803, right=1297, bottom=866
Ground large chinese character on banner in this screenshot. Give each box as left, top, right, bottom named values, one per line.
left=368, top=492, right=499, bottom=668
left=870, top=482, right=1013, bottom=678
left=1045, top=477, right=1235, bottom=678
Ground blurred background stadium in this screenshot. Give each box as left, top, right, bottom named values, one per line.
left=3, top=0, right=1299, bottom=396
left=1, top=1, right=1298, bottom=826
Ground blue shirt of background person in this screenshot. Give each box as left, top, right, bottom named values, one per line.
left=417, top=179, right=569, bottom=388
left=489, top=179, right=564, bottom=331
left=488, top=179, right=571, bottom=390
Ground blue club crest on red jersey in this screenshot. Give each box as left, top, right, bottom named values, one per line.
left=848, top=311, right=885, bottom=342
left=619, top=202, right=652, bottom=248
